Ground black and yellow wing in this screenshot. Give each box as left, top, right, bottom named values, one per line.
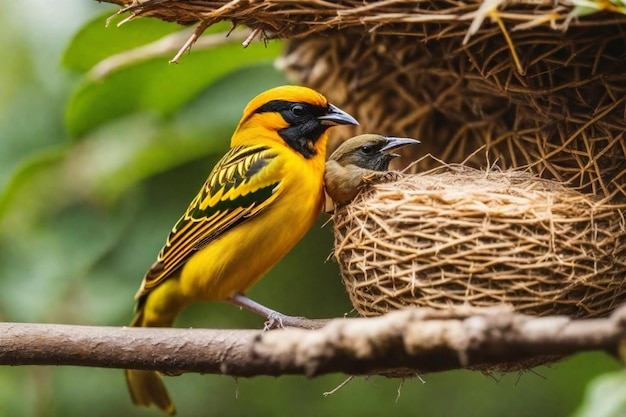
left=136, top=144, right=282, bottom=300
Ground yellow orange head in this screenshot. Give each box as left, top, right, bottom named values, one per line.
left=234, top=85, right=358, bottom=158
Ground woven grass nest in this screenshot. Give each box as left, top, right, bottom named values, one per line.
left=333, top=165, right=626, bottom=319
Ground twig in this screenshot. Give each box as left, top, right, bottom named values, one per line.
left=170, top=21, right=211, bottom=64
left=323, top=376, right=354, bottom=396
left=1, top=306, right=625, bottom=377
left=89, top=29, right=249, bottom=79
left=242, top=27, right=261, bottom=48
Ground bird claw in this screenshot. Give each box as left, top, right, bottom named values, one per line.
left=263, top=312, right=285, bottom=332
left=382, top=171, right=402, bottom=183
left=262, top=312, right=313, bottom=331
left=362, top=171, right=401, bottom=184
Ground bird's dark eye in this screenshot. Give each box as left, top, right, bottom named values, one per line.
left=360, top=145, right=374, bottom=155
left=290, top=104, right=306, bottom=117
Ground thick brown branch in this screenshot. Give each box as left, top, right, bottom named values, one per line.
left=1, top=306, right=624, bottom=377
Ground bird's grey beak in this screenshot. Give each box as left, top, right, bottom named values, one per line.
left=318, top=103, right=359, bottom=126
left=381, top=137, right=420, bottom=157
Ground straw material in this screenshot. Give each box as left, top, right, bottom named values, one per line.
left=333, top=166, right=626, bottom=319
left=107, top=1, right=626, bottom=36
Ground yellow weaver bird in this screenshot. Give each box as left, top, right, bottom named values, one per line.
left=325, top=134, right=419, bottom=206
left=125, top=85, right=358, bottom=414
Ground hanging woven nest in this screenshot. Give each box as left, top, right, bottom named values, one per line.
left=333, top=165, right=626, bottom=319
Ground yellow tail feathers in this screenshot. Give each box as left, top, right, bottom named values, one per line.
left=125, top=308, right=177, bottom=415
left=125, top=369, right=175, bottom=415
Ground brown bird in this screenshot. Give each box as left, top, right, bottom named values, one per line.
left=324, top=134, right=419, bottom=206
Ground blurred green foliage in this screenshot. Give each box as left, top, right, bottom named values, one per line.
left=0, top=2, right=622, bottom=416
left=572, top=371, right=626, bottom=417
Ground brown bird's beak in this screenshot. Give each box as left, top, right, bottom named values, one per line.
left=318, top=104, right=359, bottom=126
left=381, top=137, right=420, bottom=157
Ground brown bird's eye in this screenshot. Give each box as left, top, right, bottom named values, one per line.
left=360, top=145, right=373, bottom=155
left=290, top=104, right=306, bottom=117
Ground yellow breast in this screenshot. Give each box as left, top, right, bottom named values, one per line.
left=178, top=147, right=325, bottom=301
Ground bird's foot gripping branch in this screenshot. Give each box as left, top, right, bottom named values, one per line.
left=228, top=293, right=327, bottom=331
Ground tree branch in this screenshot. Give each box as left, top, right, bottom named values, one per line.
left=1, top=306, right=625, bottom=377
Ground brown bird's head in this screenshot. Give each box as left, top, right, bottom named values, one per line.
left=329, top=134, right=420, bottom=171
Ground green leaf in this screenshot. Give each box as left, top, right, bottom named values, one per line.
left=67, top=63, right=289, bottom=204
left=65, top=40, right=283, bottom=138
left=63, top=114, right=224, bottom=204
left=571, top=371, right=626, bottom=417
left=0, top=147, right=67, bottom=223
left=0, top=200, right=135, bottom=323
left=175, top=62, right=290, bottom=131
left=62, top=12, right=182, bottom=72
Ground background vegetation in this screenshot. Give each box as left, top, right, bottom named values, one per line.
left=0, top=1, right=623, bottom=416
